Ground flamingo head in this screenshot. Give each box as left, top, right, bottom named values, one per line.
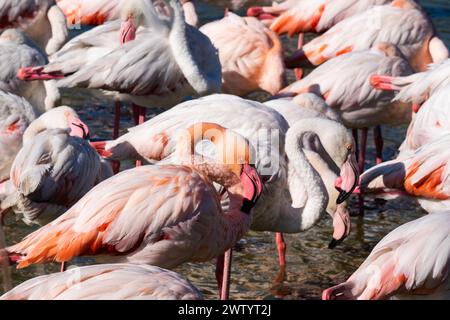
left=120, top=0, right=146, bottom=44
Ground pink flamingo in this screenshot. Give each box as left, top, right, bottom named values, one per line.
left=199, top=12, right=285, bottom=96
left=4, top=123, right=263, bottom=300
left=284, top=0, right=448, bottom=73
left=359, top=135, right=450, bottom=212
left=91, top=94, right=358, bottom=285
left=1, top=263, right=203, bottom=300
left=323, top=211, right=450, bottom=300
left=18, top=0, right=221, bottom=168
left=279, top=44, right=414, bottom=215
left=0, top=91, right=38, bottom=183
left=56, top=0, right=199, bottom=27
left=0, top=0, right=68, bottom=55
left=0, top=29, right=60, bottom=112
left=248, top=0, right=393, bottom=35
left=370, top=59, right=450, bottom=113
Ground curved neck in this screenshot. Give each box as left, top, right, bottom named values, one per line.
left=168, top=1, right=213, bottom=94
left=280, top=126, right=329, bottom=232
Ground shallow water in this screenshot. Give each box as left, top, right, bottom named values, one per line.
left=1, top=0, right=449, bottom=300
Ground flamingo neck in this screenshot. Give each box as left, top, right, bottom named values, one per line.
left=168, top=1, right=215, bottom=95
left=280, top=125, right=329, bottom=232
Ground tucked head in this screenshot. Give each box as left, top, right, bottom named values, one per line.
left=23, top=106, right=90, bottom=142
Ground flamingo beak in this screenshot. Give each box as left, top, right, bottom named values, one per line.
left=247, top=7, right=279, bottom=20
left=335, top=153, right=359, bottom=204
left=68, top=115, right=90, bottom=140
left=240, top=164, right=263, bottom=213
left=120, top=16, right=137, bottom=45
left=329, top=203, right=351, bottom=249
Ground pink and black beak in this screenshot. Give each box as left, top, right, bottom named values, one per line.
left=120, top=15, right=137, bottom=45
left=329, top=203, right=351, bottom=249
left=335, top=153, right=359, bottom=204
left=68, top=115, right=90, bottom=140
left=240, top=164, right=264, bottom=214
left=247, top=7, right=279, bottom=20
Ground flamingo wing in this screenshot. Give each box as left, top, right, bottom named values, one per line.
left=200, top=13, right=284, bottom=96
left=1, top=263, right=203, bottom=300
left=402, top=134, right=450, bottom=200
left=282, top=49, right=412, bottom=112
left=324, top=211, right=450, bottom=299
left=302, top=5, right=431, bottom=66
left=56, top=0, right=121, bottom=25
left=8, top=165, right=220, bottom=268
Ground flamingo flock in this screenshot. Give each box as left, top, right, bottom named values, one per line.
left=0, top=0, right=448, bottom=300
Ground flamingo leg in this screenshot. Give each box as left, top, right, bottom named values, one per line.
left=60, top=261, right=66, bottom=272
left=374, top=126, right=384, bottom=164
left=0, top=212, right=12, bottom=291
left=215, top=249, right=232, bottom=300
left=352, top=129, right=359, bottom=157
left=272, top=232, right=287, bottom=286
left=132, top=104, right=146, bottom=167
left=294, top=34, right=305, bottom=80
left=358, top=128, right=368, bottom=216
left=112, top=101, right=121, bottom=174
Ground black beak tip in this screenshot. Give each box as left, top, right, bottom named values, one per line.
left=336, top=190, right=350, bottom=204
left=328, top=238, right=339, bottom=249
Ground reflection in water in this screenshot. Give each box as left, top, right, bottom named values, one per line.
left=1, top=0, right=448, bottom=300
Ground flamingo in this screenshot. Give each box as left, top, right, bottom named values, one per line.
left=1, top=105, right=89, bottom=199
left=199, top=12, right=285, bottom=96
left=248, top=0, right=394, bottom=35
left=1, top=264, right=203, bottom=300
left=323, top=211, right=450, bottom=300
left=280, top=44, right=413, bottom=169
left=17, top=0, right=221, bottom=109
left=18, top=0, right=221, bottom=164
left=370, top=59, right=450, bottom=113
left=1, top=127, right=113, bottom=226
left=0, top=0, right=68, bottom=55
left=56, top=0, right=199, bottom=27
left=284, top=0, right=449, bottom=73
left=0, top=29, right=60, bottom=111
left=395, top=85, right=450, bottom=157
left=0, top=91, right=38, bottom=183
left=4, top=123, right=263, bottom=300
left=91, top=94, right=358, bottom=282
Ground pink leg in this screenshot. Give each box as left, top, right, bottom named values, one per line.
left=215, top=249, right=232, bottom=300
left=132, top=104, right=146, bottom=167
left=112, top=101, right=121, bottom=174
left=374, top=126, right=384, bottom=164
left=60, top=261, right=66, bottom=272
left=276, top=233, right=286, bottom=268
left=358, top=128, right=368, bottom=216
left=294, top=34, right=304, bottom=80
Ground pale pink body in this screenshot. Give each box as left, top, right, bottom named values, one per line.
left=285, top=1, right=448, bottom=72
left=200, top=13, right=285, bottom=96
left=7, top=124, right=262, bottom=271
left=1, top=264, right=203, bottom=300
left=248, top=0, right=392, bottom=35
left=323, top=211, right=450, bottom=300
left=280, top=45, right=414, bottom=129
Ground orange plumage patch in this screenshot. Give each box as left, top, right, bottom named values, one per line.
left=404, top=162, right=449, bottom=200
left=336, top=46, right=353, bottom=56
left=310, top=4, right=325, bottom=31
